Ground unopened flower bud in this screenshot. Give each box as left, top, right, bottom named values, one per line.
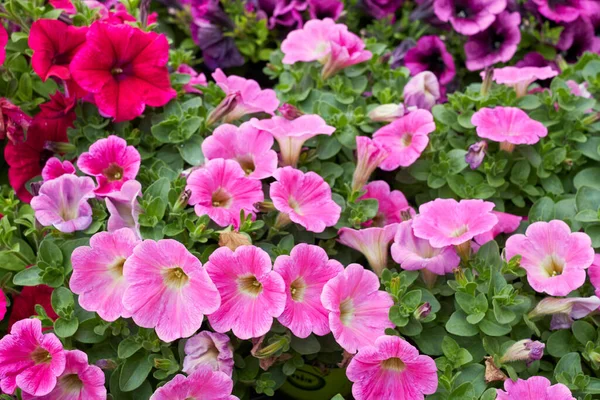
left=95, top=359, right=118, bottom=370
left=351, top=136, right=389, bottom=193
left=278, top=103, right=304, bottom=120
left=481, top=67, right=493, bottom=97
left=500, top=339, right=545, bottom=366
left=207, top=92, right=241, bottom=125
left=154, top=358, right=175, bottom=370
left=173, top=189, right=191, bottom=212
left=414, top=302, right=432, bottom=320
left=368, top=104, right=406, bottom=123
left=465, top=140, right=487, bottom=170
left=43, top=141, right=76, bottom=154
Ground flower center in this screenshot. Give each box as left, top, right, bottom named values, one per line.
left=109, top=257, right=126, bottom=278
left=163, top=267, right=189, bottom=289
left=103, top=163, right=124, bottom=182
left=381, top=357, right=406, bottom=372
left=237, top=155, right=256, bottom=175
left=288, top=197, right=302, bottom=214
left=451, top=224, right=469, bottom=238
left=238, top=275, right=263, bottom=296
left=60, top=374, right=84, bottom=393
left=401, top=133, right=413, bottom=147
left=542, top=254, right=564, bottom=277
left=339, top=298, right=354, bottom=326
left=290, top=277, right=307, bottom=302
left=31, top=347, right=52, bottom=364
left=212, top=187, right=233, bottom=208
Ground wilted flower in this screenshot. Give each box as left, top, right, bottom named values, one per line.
left=497, top=376, right=575, bottom=400
left=465, top=140, right=487, bottom=169
left=465, top=12, right=521, bottom=71
left=0, top=98, right=32, bottom=144
left=218, top=230, right=252, bottom=250
left=499, top=339, right=545, bottom=366
left=183, top=331, right=234, bottom=376
left=403, top=71, right=441, bottom=111
left=352, top=136, right=389, bottom=193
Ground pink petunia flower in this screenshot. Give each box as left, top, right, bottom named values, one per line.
left=588, top=254, right=600, bottom=297
left=273, top=244, right=344, bottom=338
left=22, top=350, right=106, bottom=400
left=70, top=228, right=139, bottom=321
left=77, top=135, right=141, bottom=196
left=471, top=107, right=548, bottom=152
left=205, top=245, right=286, bottom=340
left=281, top=18, right=346, bottom=64
left=186, top=158, right=264, bottom=227
left=433, top=0, right=507, bottom=36
left=251, top=115, right=336, bottom=167
left=0, top=318, right=66, bottom=396
left=105, top=180, right=142, bottom=238
left=531, top=0, right=588, bottom=23
left=403, top=71, right=441, bottom=111
left=412, top=198, right=498, bottom=248
left=505, top=220, right=594, bottom=296
left=183, top=331, right=234, bottom=376
left=347, top=335, right=438, bottom=400
left=123, top=239, right=221, bottom=342
left=0, top=24, right=7, bottom=66
left=209, top=69, right=279, bottom=124
left=270, top=167, right=341, bottom=233
left=373, top=109, right=436, bottom=170
left=149, top=368, right=238, bottom=400
left=485, top=66, right=558, bottom=97
left=474, top=211, right=522, bottom=245
left=41, top=157, right=75, bottom=181
left=497, top=376, right=575, bottom=400
left=358, top=181, right=414, bottom=227
left=321, top=263, right=394, bottom=353
left=529, top=296, right=600, bottom=330
left=70, top=22, right=176, bottom=122
left=177, top=64, right=207, bottom=94
left=31, top=174, right=96, bottom=233
left=391, top=220, right=460, bottom=276
left=338, top=225, right=398, bottom=276
left=28, top=19, right=87, bottom=83
left=321, top=27, right=372, bottom=79
left=351, top=136, right=389, bottom=193
left=202, top=122, right=278, bottom=179
left=0, top=289, right=5, bottom=321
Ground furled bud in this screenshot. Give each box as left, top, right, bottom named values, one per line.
left=403, top=71, right=440, bottom=111
left=500, top=339, right=545, bottom=366
left=414, top=302, right=432, bottom=320
left=278, top=103, right=304, bottom=120
left=465, top=140, right=487, bottom=170
left=206, top=92, right=241, bottom=125
left=368, top=104, right=406, bottom=123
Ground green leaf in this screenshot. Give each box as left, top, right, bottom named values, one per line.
left=178, top=135, right=204, bottom=166
left=54, top=317, right=79, bottom=338
left=576, top=186, right=600, bottom=212
left=38, top=239, right=63, bottom=266
left=574, top=168, right=600, bottom=190
left=119, top=337, right=144, bottom=359
left=120, top=351, right=153, bottom=392
left=13, top=266, right=43, bottom=286
left=517, top=95, right=542, bottom=110
left=554, top=352, right=582, bottom=379
left=74, top=319, right=107, bottom=344
left=547, top=330, right=577, bottom=357
left=51, top=287, right=74, bottom=311
left=478, top=312, right=511, bottom=336
left=572, top=320, right=596, bottom=345
left=529, top=197, right=555, bottom=221
left=446, top=311, right=479, bottom=337
left=291, top=335, right=321, bottom=355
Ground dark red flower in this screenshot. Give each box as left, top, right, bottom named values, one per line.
left=8, top=285, right=59, bottom=330
left=0, top=98, right=32, bottom=144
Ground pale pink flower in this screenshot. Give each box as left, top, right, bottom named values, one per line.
left=177, top=64, right=207, bottom=94
left=251, top=115, right=336, bottom=167
left=0, top=318, right=66, bottom=396
left=566, top=80, right=591, bottom=99
left=506, top=220, right=594, bottom=296
left=588, top=254, right=600, bottom=297
left=368, top=104, right=408, bottom=123
left=149, top=368, right=238, bottom=400
left=358, top=181, right=414, bottom=227
left=210, top=69, right=279, bottom=123
left=186, top=158, right=264, bottom=227
left=123, top=239, right=221, bottom=342
left=412, top=198, right=498, bottom=248
left=471, top=107, right=548, bottom=151
left=497, top=376, right=575, bottom=400
left=273, top=244, right=344, bottom=338
left=77, top=135, right=141, bottom=196
left=183, top=331, right=234, bottom=376
left=338, top=225, right=398, bottom=276
left=270, top=167, right=341, bottom=233
left=403, top=71, right=441, bottom=111
left=31, top=174, right=96, bottom=233
left=281, top=18, right=346, bottom=64
left=373, top=109, right=436, bottom=170
left=321, top=263, right=394, bottom=353
left=347, top=335, right=438, bottom=400
left=70, top=228, right=139, bottom=321
left=105, top=180, right=142, bottom=239
left=22, top=350, right=106, bottom=400
left=202, top=122, right=278, bottom=179
left=205, top=245, right=286, bottom=340
left=41, top=157, right=75, bottom=181
left=485, top=66, right=558, bottom=97
left=391, top=220, right=460, bottom=276
left=529, top=296, right=600, bottom=330
left=352, top=136, right=389, bottom=193
left=474, top=211, right=522, bottom=245
left=321, top=27, right=372, bottom=79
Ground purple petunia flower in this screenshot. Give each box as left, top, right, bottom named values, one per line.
left=362, top=0, right=404, bottom=19
left=557, top=17, right=600, bottom=63
left=404, top=35, right=456, bottom=84
left=433, top=0, right=507, bottom=36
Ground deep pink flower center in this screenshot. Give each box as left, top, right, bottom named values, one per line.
left=290, top=277, right=306, bottom=302
left=542, top=254, right=565, bottom=277
left=381, top=357, right=406, bottom=372
left=212, top=187, right=233, bottom=208
left=111, top=64, right=133, bottom=82
left=31, top=346, right=52, bottom=364
left=103, top=163, right=124, bottom=182
left=163, top=267, right=189, bottom=289
left=59, top=373, right=84, bottom=393
left=238, top=275, right=263, bottom=296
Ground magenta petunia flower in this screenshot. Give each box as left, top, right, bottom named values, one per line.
left=123, top=239, right=221, bottom=342
left=373, top=109, right=436, bottom=170
left=497, top=376, right=575, bottom=400
left=412, top=198, right=498, bottom=248
left=404, top=35, right=456, bottom=85
left=505, top=220, right=594, bottom=296
left=205, top=245, right=286, bottom=340
left=281, top=18, right=346, bottom=64
left=210, top=69, right=279, bottom=123
left=321, top=27, right=372, bottom=79
left=485, top=66, right=558, bottom=97
left=0, top=24, right=6, bottom=66
left=465, top=11, right=521, bottom=71
left=183, top=331, right=234, bottom=377
left=0, top=318, right=66, bottom=396
left=41, top=157, right=75, bottom=181
left=474, top=211, right=522, bottom=245
left=531, top=0, right=588, bottom=23
left=588, top=254, right=600, bottom=297
left=105, top=180, right=142, bottom=238
left=0, top=98, right=32, bottom=144
left=0, top=289, right=5, bottom=321
left=471, top=107, right=548, bottom=151
left=557, top=17, right=599, bottom=63
left=529, top=296, right=600, bottom=330
left=202, top=122, right=278, bottom=179
left=270, top=167, right=341, bottom=233
left=31, top=174, right=96, bottom=233
left=186, top=158, right=264, bottom=227
left=149, top=368, right=237, bottom=400
left=338, top=225, right=398, bottom=276
left=352, top=136, right=389, bottom=193
left=252, top=115, right=336, bottom=167
left=273, top=244, right=344, bottom=338
left=347, top=335, right=438, bottom=400
left=70, top=228, right=139, bottom=321
left=22, top=350, right=106, bottom=400
left=392, top=220, right=460, bottom=276
left=177, top=64, right=207, bottom=94
left=359, top=181, right=414, bottom=227
left=77, top=135, right=141, bottom=196
left=433, top=0, right=507, bottom=35
left=70, top=22, right=176, bottom=122
left=403, top=71, right=441, bottom=111
left=321, top=263, right=394, bottom=353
